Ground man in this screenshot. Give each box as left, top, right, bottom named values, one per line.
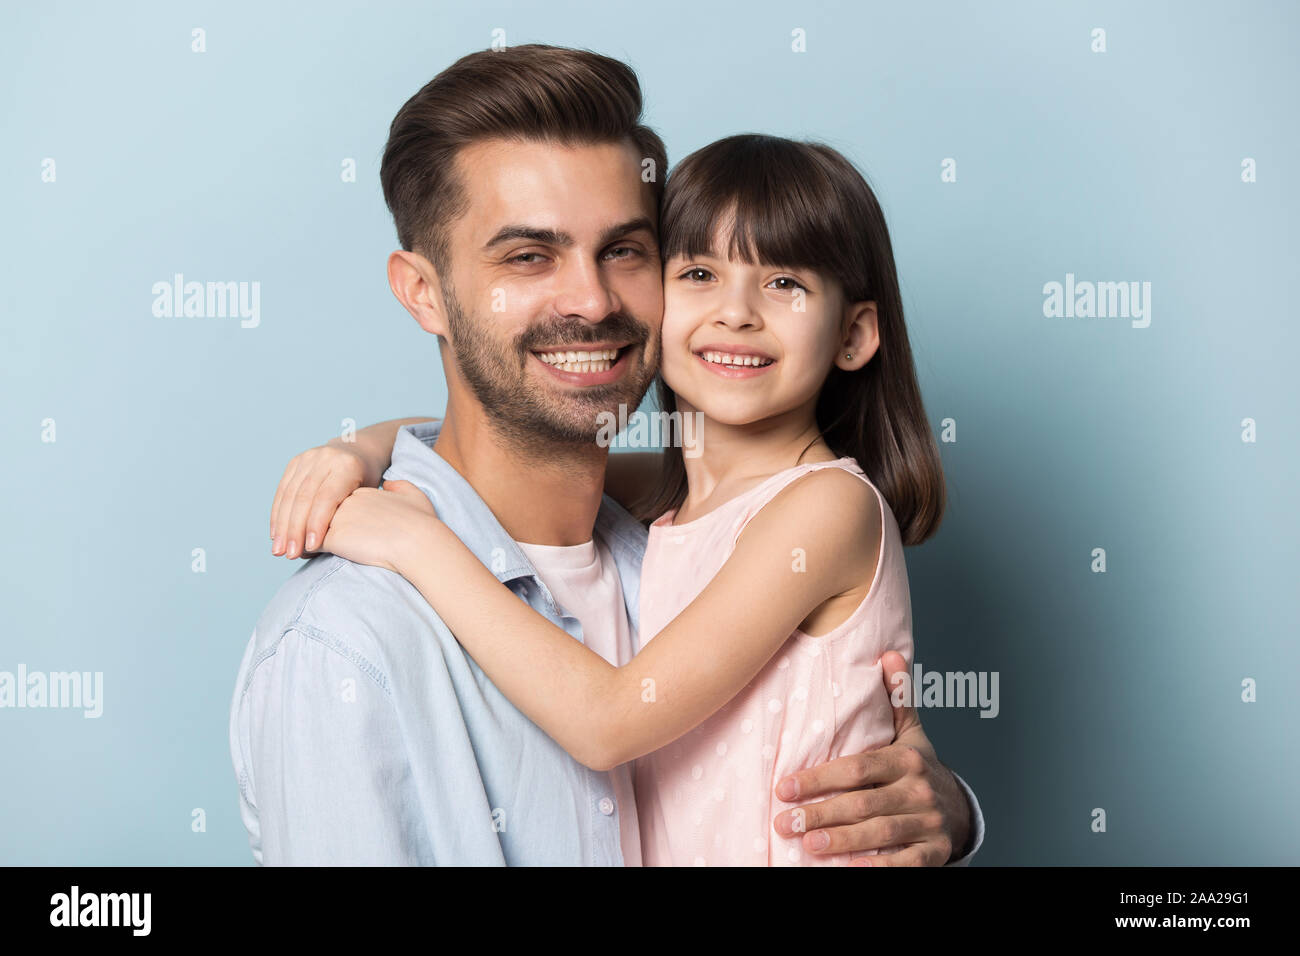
left=230, top=44, right=985, bottom=865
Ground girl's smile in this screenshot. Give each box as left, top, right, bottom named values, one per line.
left=693, top=343, right=778, bottom=377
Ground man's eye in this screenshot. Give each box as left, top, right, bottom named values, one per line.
left=605, top=246, right=641, bottom=261
left=680, top=268, right=714, bottom=282
left=509, top=253, right=544, bottom=265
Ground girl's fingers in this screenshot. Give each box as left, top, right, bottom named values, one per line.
left=284, top=468, right=331, bottom=558
left=270, top=460, right=300, bottom=541
left=380, top=479, right=435, bottom=514
left=303, top=476, right=359, bottom=554
left=270, top=457, right=303, bottom=551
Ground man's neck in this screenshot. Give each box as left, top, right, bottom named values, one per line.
left=432, top=398, right=608, bottom=547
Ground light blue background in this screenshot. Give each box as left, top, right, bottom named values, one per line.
left=1, top=0, right=1296, bottom=864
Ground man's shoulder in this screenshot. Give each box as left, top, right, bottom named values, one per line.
left=240, top=554, right=455, bottom=690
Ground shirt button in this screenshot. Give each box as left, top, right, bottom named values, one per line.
left=598, top=797, right=615, bottom=816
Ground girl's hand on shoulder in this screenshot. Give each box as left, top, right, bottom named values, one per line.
left=271, top=440, right=376, bottom=559
left=319, top=480, right=440, bottom=574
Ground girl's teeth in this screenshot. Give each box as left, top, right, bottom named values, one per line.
left=702, top=351, right=771, bottom=367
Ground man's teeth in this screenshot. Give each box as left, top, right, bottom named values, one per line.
left=700, top=351, right=774, bottom=368
left=535, top=347, right=620, bottom=373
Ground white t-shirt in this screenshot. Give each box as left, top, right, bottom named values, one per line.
left=515, top=538, right=642, bottom=867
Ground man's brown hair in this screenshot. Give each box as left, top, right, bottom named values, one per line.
left=380, top=44, right=668, bottom=276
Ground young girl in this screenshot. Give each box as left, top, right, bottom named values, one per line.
left=270, top=134, right=945, bottom=866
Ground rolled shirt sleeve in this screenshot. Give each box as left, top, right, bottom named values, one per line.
left=943, top=770, right=986, bottom=866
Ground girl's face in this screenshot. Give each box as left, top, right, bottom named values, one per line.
left=660, top=245, right=873, bottom=427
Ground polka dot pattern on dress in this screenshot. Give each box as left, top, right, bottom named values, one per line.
left=634, top=457, right=909, bottom=868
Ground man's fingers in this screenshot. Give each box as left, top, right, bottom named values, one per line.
left=795, top=812, right=941, bottom=858
left=881, top=650, right=922, bottom=740
left=775, top=747, right=906, bottom=802
left=773, top=783, right=912, bottom=837
left=847, top=842, right=948, bottom=867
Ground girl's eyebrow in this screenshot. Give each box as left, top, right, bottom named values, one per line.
left=671, top=251, right=818, bottom=283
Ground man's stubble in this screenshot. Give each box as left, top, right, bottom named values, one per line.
left=442, top=278, right=660, bottom=458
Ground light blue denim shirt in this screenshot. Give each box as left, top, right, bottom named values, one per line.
left=230, top=420, right=985, bottom=865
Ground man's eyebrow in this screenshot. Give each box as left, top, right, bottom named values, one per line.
left=482, top=217, right=657, bottom=252
left=597, top=216, right=657, bottom=248
left=483, top=225, right=572, bottom=250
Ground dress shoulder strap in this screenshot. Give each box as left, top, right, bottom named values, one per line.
left=733, top=457, right=873, bottom=543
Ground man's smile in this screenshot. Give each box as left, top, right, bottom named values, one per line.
left=529, top=342, right=638, bottom=383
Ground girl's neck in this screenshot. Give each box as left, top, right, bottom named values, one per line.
left=675, top=399, right=839, bottom=521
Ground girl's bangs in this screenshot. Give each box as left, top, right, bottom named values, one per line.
left=661, top=146, right=849, bottom=276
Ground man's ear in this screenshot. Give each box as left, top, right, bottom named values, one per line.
left=387, top=249, right=450, bottom=337
left=834, top=300, right=880, bottom=372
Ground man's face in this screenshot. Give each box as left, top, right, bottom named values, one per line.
left=438, top=138, right=663, bottom=450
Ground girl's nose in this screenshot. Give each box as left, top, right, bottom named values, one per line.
left=711, top=282, right=764, bottom=330
left=713, top=302, right=762, bottom=331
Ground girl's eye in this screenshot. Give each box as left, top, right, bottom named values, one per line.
left=680, top=267, right=714, bottom=283
left=769, top=276, right=807, bottom=292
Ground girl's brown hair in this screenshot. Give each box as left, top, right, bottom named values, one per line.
left=641, top=134, right=945, bottom=545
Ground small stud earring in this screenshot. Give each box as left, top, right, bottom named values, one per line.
left=845, top=352, right=853, bottom=360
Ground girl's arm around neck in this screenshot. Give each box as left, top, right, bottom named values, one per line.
left=395, top=468, right=881, bottom=771
left=332, top=417, right=439, bottom=487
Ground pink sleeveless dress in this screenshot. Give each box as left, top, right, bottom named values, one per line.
left=634, top=457, right=913, bottom=866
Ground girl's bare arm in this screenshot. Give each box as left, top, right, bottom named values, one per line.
left=390, top=468, right=881, bottom=770
left=270, top=417, right=437, bottom=558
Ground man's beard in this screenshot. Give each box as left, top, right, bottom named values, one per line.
left=444, top=282, right=658, bottom=455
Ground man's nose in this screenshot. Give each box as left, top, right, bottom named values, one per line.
left=552, top=256, right=620, bottom=323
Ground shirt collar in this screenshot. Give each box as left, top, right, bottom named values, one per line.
left=382, top=420, right=648, bottom=595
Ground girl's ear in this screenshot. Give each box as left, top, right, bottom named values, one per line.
left=834, top=300, right=879, bottom=372
left=388, top=250, right=451, bottom=338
